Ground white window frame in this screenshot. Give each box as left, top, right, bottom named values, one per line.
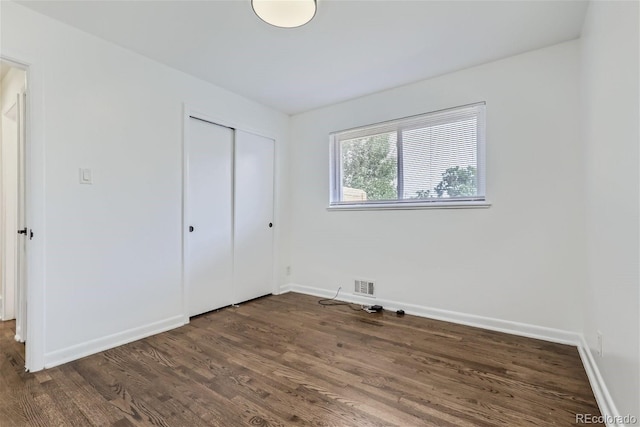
left=329, top=102, right=490, bottom=210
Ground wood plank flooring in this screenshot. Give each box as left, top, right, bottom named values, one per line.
left=1, top=292, right=602, bottom=426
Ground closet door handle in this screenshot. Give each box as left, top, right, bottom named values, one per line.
left=189, top=226, right=194, bottom=232
left=268, top=223, right=273, bottom=228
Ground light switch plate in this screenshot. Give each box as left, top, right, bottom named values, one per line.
left=79, top=168, right=92, bottom=184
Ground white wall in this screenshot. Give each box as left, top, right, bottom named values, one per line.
left=289, top=40, right=584, bottom=333
left=581, top=1, right=639, bottom=420
left=0, top=67, right=26, bottom=321
left=1, top=2, right=291, bottom=368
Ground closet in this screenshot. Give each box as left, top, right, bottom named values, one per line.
left=185, top=117, right=274, bottom=317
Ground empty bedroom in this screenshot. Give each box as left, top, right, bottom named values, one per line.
left=0, top=0, right=638, bottom=426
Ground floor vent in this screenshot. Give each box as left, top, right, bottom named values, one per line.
left=354, top=279, right=375, bottom=297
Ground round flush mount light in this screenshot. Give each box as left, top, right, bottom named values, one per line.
left=252, top=0, right=317, bottom=28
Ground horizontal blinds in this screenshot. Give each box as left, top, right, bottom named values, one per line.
left=332, top=103, right=485, bottom=143
left=331, top=102, right=485, bottom=204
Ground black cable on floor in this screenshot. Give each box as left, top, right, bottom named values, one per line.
left=318, top=287, right=364, bottom=311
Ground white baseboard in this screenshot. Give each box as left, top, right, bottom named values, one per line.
left=281, top=283, right=624, bottom=426
left=281, top=283, right=580, bottom=345
left=43, top=315, right=185, bottom=369
left=274, top=283, right=292, bottom=295
left=577, top=336, right=625, bottom=427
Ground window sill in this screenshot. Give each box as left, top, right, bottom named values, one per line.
left=327, top=200, right=492, bottom=211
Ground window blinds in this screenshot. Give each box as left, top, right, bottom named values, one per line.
left=331, top=102, right=486, bottom=205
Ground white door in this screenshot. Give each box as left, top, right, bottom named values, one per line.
left=185, top=118, right=234, bottom=317
left=15, top=90, right=27, bottom=342
left=233, top=130, right=274, bottom=304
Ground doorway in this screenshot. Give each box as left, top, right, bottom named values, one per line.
left=0, top=60, right=28, bottom=351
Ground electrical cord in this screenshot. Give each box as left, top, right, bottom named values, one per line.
left=318, top=287, right=364, bottom=311
left=318, top=287, right=346, bottom=305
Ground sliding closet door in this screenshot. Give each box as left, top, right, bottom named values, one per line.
left=185, top=118, right=234, bottom=317
left=233, top=130, right=274, bottom=304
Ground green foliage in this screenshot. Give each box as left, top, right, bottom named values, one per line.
left=434, top=166, right=477, bottom=197
left=342, top=134, right=397, bottom=200
left=414, top=189, right=432, bottom=199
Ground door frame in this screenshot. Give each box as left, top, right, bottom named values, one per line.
left=181, top=104, right=278, bottom=323
left=0, top=54, right=45, bottom=372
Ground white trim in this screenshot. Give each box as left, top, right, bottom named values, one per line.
left=274, top=283, right=292, bottom=295
left=281, top=283, right=579, bottom=345
left=43, top=315, right=185, bottom=369
left=577, top=336, right=624, bottom=427
left=327, top=200, right=491, bottom=211
left=181, top=105, right=191, bottom=325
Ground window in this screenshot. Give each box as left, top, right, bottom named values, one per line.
left=329, top=102, right=487, bottom=209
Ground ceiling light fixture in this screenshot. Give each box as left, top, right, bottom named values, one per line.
left=252, top=0, right=317, bottom=28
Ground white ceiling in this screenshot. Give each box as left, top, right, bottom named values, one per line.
left=17, top=0, right=588, bottom=114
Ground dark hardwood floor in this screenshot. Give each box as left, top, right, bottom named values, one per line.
left=1, top=292, right=601, bottom=426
